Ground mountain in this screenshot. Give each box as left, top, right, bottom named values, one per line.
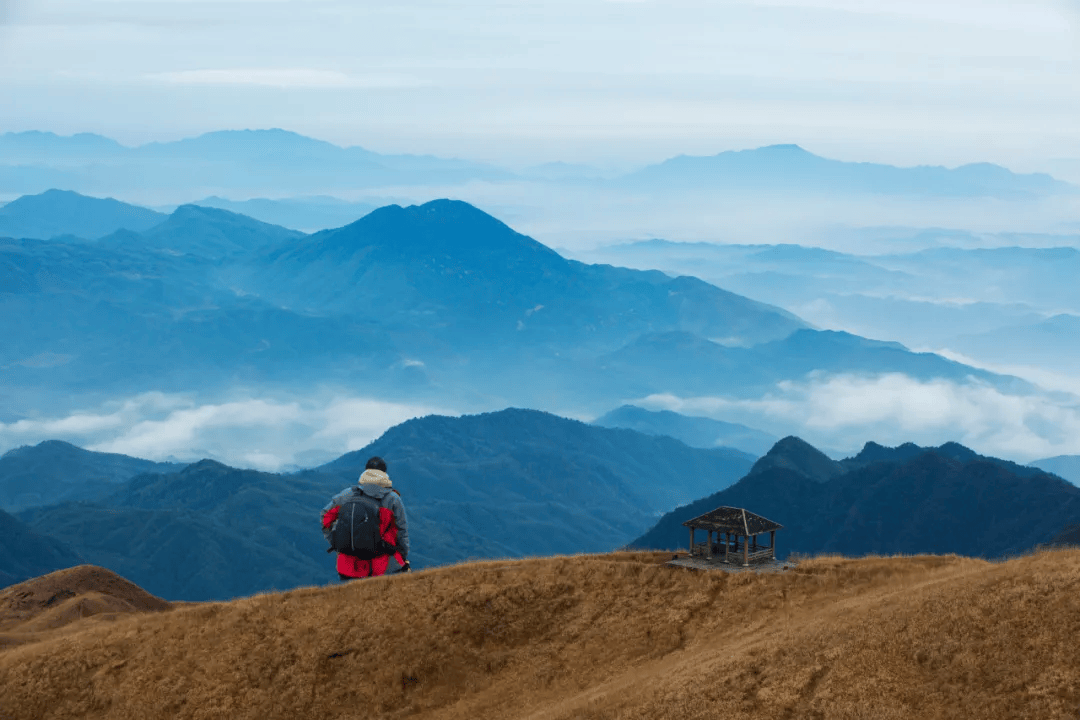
left=0, top=210, right=402, bottom=400
left=0, top=129, right=514, bottom=196
left=587, top=328, right=1029, bottom=400
left=618, top=144, right=1074, bottom=199
left=947, top=313, right=1080, bottom=373
left=744, top=435, right=844, bottom=482
left=239, top=199, right=808, bottom=353
left=16, top=460, right=338, bottom=600
left=630, top=437, right=1080, bottom=558
left=0, top=189, right=165, bottom=240
left=185, top=196, right=378, bottom=232
left=592, top=405, right=777, bottom=456
left=0, top=508, right=82, bottom=587
left=1029, top=456, right=1080, bottom=486
left=871, top=246, right=1080, bottom=311
left=100, top=203, right=305, bottom=260
left=317, top=408, right=756, bottom=566
left=2, top=198, right=1041, bottom=443
left=12, top=409, right=756, bottom=599
left=0, top=131, right=125, bottom=162
left=0, top=440, right=182, bottom=512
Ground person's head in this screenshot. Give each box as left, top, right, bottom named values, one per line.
left=365, top=456, right=387, bottom=472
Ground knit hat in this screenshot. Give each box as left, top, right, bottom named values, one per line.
left=358, top=468, right=391, bottom=487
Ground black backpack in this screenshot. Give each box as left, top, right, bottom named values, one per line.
left=329, top=492, right=398, bottom=560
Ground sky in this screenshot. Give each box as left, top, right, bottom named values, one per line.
left=1, top=0, right=1078, bottom=171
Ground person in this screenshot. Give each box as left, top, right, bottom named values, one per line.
left=321, top=456, right=410, bottom=580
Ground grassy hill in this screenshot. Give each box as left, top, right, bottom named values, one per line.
left=3, top=550, right=1080, bottom=719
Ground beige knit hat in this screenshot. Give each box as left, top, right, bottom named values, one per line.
left=358, top=468, right=391, bottom=487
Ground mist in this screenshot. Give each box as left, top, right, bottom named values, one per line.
left=633, top=371, right=1080, bottom=463
left=0, top=390, right=448, bottom=471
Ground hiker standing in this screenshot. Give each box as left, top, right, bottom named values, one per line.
left=321, top=456, right=410, bottom=580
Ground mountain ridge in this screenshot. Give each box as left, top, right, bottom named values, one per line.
left=631, top=436, right=1080, bottom=557
left=0, top=189, right=166, bottom=240
left=620, top=144, right=1074, bottom=198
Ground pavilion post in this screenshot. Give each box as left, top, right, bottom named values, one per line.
left=707, top=530, right=714, bottom=561
left=743, top=536, right=749, bottom=567
left=688, top=527, right=694, bottom=556
left=724, top=532, right=730, bottom=563
left=770, top=530, right=776, bottom=560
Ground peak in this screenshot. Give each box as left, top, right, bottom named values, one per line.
left=180, top=459, right=231, bottom=474
left=38, top=189, right=83, bottom=198
left=846, top=440, right=926, bottom=467
left=5, top=189, right=90, bottom=207
left=1, top=439, right=84, bottom=459
left=759, top=144, right=808, bottom=153
left=934, top=442, right=979, bottom=462
left=171, top=203, right=232, bottom=218
left=322, top=199, right=561, bottom=263
left=750, top=436, right=843, bottom=482
left=771, top=436, right=822, bottom=453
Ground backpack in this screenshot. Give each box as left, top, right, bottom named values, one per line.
left=329, top=492, right=399, bottom=559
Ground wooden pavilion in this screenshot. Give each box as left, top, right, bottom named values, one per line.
left=684, top=506, right=783, bottom=567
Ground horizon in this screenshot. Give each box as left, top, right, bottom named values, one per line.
left=1, top=1, right=1078, bottom=174
left=0, top=128, right=1072, bottom=178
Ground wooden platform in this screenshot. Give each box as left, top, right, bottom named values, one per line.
left=665, top=555, right=797, bottom=574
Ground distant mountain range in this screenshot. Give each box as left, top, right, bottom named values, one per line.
left=5, top=409, right=756, bottom=600
left=0, top=440, right=181, bottom=512
left=593, top=405, right=777, bottom=456
left=1, top=192, right=1040, bottom=432
left=618, top=144, right=1074, bottom=199
left=0, top=129, right=514, bottom=196
left=1029, top=455, right=1080, bottom=486
left=630, top=437, right=1080, bottom=559
left=1, top=130, right=1073, bottom=201
left=582, top=237, right=1080, bottom=379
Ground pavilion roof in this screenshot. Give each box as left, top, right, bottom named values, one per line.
left=682, top=506, right=782, bottom=536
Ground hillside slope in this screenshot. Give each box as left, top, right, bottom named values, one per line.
left=3, top=550, right=1080, bottom=719
left=0, top=510, right=82, bottom=588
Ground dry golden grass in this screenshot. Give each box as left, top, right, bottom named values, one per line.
left=2, top=549, right=1080, bottom=719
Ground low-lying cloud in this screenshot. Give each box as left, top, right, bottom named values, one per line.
left=634, top=372, right=1080, bottom=462
left=0, top=391, right=444, bottom=471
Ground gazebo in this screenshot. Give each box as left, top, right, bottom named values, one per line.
left=683, top=506, right=783, bottom=567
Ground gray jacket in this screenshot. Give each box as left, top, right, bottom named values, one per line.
left=322, top=483, right=410, bottom=560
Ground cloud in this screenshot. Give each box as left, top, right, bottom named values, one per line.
left=146, top=68, right=426, bottom=89
left=0, top=390, right=443, bottom=471
left=633, top=372, right=1080, bottom=462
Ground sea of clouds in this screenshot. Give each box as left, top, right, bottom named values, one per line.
left=3, top=366, right=1080, bottom=471
left=633, top=368, right=1080, bottom=464
left=0, top=389, right=445, bottom=471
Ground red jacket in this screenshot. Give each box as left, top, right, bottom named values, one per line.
left=321, top=495, right=406, bottom=578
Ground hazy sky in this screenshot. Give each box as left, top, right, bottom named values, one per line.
left=1, top=0, right=1078, bottom=170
